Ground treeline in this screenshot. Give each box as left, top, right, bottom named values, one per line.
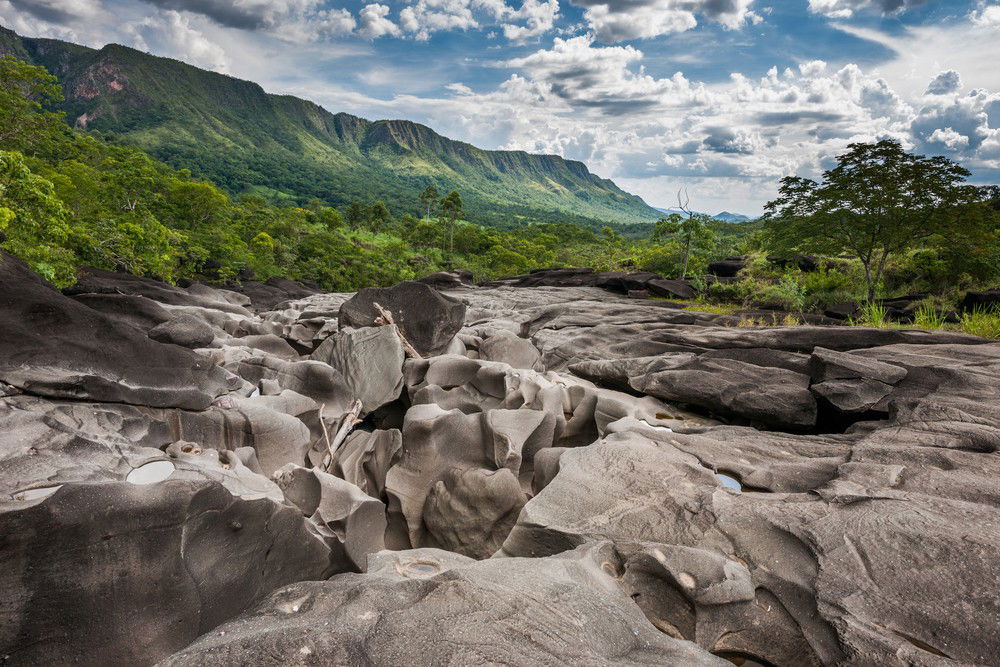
left=2, top=55, right=997, bottom=307
left=0, top=56, right=634, bottom=289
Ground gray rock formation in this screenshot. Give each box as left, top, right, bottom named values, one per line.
left=1, top=265, right=997, bottom=667
left=339, top=281, right=466, bottom=356
left=160, top=543, right=724, bottom=667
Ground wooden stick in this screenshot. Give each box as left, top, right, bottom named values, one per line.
left=321, top=399, right=364, bottom=472
left=372, top=301, right=423, bottom=360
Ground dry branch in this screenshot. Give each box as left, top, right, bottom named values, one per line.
left=320, top=399, right=364, bottom=472
left=372, top=301, right=423, bottom=360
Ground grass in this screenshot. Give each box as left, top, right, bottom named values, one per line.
left=912, top=303, right=948, bottom=330
left=959, top=306, right=1000, bottom=339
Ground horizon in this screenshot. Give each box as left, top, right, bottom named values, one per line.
left=2, top=1, right=999, bottom=216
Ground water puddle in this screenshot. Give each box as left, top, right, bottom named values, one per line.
left=14, top=485, right=63, bottom=502
left=126, top=460, right=175, bottom=485
left=716, top=473, right=742, bottom=492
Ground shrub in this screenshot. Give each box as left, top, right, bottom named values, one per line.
left=960, top=307, right=1000, bottom=339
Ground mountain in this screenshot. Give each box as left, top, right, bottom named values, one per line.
left=0, top=26, right=662, bottom=229
left=654, top=207, right=753, bottom=223
left=714, top=211, right=753, bottom=223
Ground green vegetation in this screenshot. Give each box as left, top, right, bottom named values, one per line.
left=0, top=26, right=662, bottom=232
left=0, top=50, right=996, bottom=344
left=764, top=139, right=981, bottom=301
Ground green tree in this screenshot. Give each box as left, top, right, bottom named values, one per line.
left=652, top=212, right=715, bottom=278
left=763, top=139, right=974, bottom=302
left=0, top=150, right=76, bottom=285
left=440, top=190, right=463, bottom=259
left=419, top=185, right=439, bottom=218
left=345, top=201, right=366, bottom=228
left=366, top=201, right=391, bottom=232
left=0, top=56, right=67, bottom=153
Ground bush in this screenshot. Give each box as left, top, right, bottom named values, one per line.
left=960, top=307, right=1000, bottom=339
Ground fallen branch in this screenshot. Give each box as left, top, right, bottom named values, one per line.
left=373, top=301, right=423, bottom=360
left=320, top=399, right=364, bottom=472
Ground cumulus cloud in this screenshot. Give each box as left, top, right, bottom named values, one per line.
left=808, top=0, right=925, bottom=18
left=568, top=0, right=758, bottom=42
left=925, top=70, right=962, bottom=96
left=358, top=3, right=401, bottom=38
left=501, top=0, right=559, bottom=43
left=128, top=10, right=229, bottom=71
left=399, top=0, right=478, bottom=40
left=971, top=4, right=1000, bottom=26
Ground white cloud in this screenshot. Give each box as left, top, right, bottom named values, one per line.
left=568, top=0, right=758, bottom=42
left=501, top=0, right=559, bottom=43
left=808, top=0, right=925, bottom=18
left=358, top=3, right=401, bottom=39
left=971, top=4, right=1000, bottom=26
left=925, top=70, right=961, bottom=96
left=127, top=10, right=230, bottom=71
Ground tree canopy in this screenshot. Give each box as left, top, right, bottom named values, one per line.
left=763, top=139, right=977, bottom=300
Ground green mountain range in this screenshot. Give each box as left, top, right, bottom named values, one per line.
left=0, top=26, right=662, bottom=229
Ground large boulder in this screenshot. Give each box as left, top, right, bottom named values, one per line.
left=311, top=325, right=405, bottom=415
left=0, top=402, right=330, bottom=666
left=64, top=266, right=250, bottom=315
left=0, top=253, right=236, bottom=410
left=339, top=281, right=466, bottom=357
left=160, top=543, right=724, bottom=667
left=631, top=355, right=818, bottom=428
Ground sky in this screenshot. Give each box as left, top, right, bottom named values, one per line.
left=2, top=0, right=1000, bottom=215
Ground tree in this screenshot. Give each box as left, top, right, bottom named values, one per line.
left=366, top=201, right=390, bottom=232
left=439, top=190, right=463, bottom=258
left=763, top=139, right=974, bottom=302
left=652, top=190, right=714, bottom=278
left=0, top=56, right=67, bottom=153
left=419, top=185, right=439, bottom=219
left=0, top=150, right=76, bottom=285
left=345, top=201, right=366, bottom=228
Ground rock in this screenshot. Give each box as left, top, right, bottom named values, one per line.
left=811, top=377, right=895, bottom=413
left=418, top=271, right=473, bottom=289
left=329, top=429, right=402, bottom=499
left=272, top=464, right=387, bottom=572
left=339, top=281, right=466, bottom=357
left=824, top=301, right=860, bottom=321
left=647, top=278, right=696, bottom=299
left=708, top=257, right=746, bottom=278
left=476, top=330, right=541, bottom=369
left=64, top=266, right=251, bottom=315
left=311, top=326, right=405, bottom=415
left=159, top=543, right=723, bottom=667
left=960, top=289, right=1000, bottom=312
left=149, top=313, right=218, bottom=348
left=631, top=355, right=818, bottom=428
left=383, top=404, right=542, bottom=550
left=809, top=347, right=908, bottom=384
left=422, top=466, right=526, bottom=558
left=71, top=292, right=171, bottom=331
left=224, top=277, right=320, bottom=312
left=0, top=403, right=330, bottom=666
left=0, top=252, right=235, bottom=410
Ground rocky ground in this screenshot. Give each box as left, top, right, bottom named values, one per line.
left=1, top=253, right=998, bottom=666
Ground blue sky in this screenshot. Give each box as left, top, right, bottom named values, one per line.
left=2, top=0, right=999, bottom=214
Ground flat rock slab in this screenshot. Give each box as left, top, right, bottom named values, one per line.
left=0, top=253, right=235, bottom=410
left=160, top=543, right=724, bottom=667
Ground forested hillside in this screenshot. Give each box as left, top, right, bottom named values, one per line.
left=0, top=26, right=661, bottom=230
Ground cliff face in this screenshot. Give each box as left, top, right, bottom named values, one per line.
left=1, top=27, right=661, bottom=227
